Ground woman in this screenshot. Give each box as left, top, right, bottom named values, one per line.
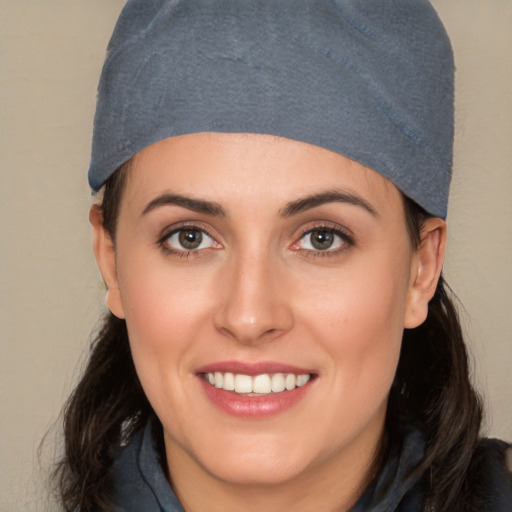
left=54, top=1, right=511, bottom=511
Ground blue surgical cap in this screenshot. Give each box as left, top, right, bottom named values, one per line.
left=89, top=0, right=454, bottom=218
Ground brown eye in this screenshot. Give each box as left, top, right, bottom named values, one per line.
left=178, top=229, right=203, bottom=250
left=297, top=228, right=349, bottom=252
left=309, top=229, right=335, bottom=250
left=163, top=227, right=218, bottom=252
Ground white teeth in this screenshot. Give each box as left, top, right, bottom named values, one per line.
left=285, top=373, right=296, bottom=391
left=234, top=374, right=253, bottom=393
left=223, top=372, right=235, bottom=391
left=214, top=372, right=223, bottom=388
left=205, top=372, right=311, bottom=394
left=271, top=373, right=286, bottom=392
left=253, top=374, right=272, bottom=394
left=296, top=374, right=309, bottom=387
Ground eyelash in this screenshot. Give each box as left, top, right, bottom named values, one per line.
left=157, top=224, right=220, bottom=259
left=292, top=224, right=354, bottom=258
left=157, top=222, right=354, bottom=259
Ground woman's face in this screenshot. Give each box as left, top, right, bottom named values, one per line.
left=94, top=133, right=442, bottom=495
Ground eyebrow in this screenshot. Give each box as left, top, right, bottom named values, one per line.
left=142, top=193, right=226, bottom=217
left=141, top=189, right=377, bottom=219
left=280, top=190, right=378, bottom=218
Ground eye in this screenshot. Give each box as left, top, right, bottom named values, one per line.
left=297, top=228, right=350, bottom=252
left=163, top=227, right=218, bottom=252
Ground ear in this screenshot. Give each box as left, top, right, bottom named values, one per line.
left=89, top=204, right=125, bottom=319
left=404, top=217, right=446, bottom=328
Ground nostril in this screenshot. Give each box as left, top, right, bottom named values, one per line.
left=214, top=319, right=287, bottom=346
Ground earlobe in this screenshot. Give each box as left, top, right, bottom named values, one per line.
left=89, top=205, right=125, bottom=319
left=404, top=218, right=446, bottom=329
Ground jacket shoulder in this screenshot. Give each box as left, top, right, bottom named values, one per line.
left=465, top=438, right=512, bottom=511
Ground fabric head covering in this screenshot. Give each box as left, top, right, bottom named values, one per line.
left=89, top=0, right=454, bottom=218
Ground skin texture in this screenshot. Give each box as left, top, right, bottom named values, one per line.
left=91, top=132, right=446, bottom=512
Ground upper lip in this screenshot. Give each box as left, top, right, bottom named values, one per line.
left=196, top=360, right=316, bottom=376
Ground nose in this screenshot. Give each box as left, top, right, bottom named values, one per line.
left=213, top=251, right=294, bottom=345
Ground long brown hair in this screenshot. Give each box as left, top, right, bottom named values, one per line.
left=53, top=165, right=483, bottom=511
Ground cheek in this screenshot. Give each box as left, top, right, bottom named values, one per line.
left=331, top=282, right=403, bottom=394
left=115, top=253, right=214, bottom=412
left=301, top=252, right=409, bottom=349
left=295, top=253, right=410, bottom=418
left=122, top=271, right=193, bottom=350
left=118, top=245, right=215, bottom=342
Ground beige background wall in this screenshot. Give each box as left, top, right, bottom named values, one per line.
left=0, top=1, right=510, bottom=510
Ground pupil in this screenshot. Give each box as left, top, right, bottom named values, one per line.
left=311, top=230, right=333, bottom=250
left=179, top=229, right=202, bottom=249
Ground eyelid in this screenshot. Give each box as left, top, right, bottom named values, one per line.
left=290, top=221, right=355, bottom=254
left=157, top=222, right=222, bottom=253
left=157, top=220, right=217, bottom=240
left=292, top=220, right=354, bottom=241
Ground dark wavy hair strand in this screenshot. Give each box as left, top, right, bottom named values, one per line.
left=53, top=165, right=155, bottom=511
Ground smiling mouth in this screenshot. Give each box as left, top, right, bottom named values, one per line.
left=203, top=372, right=312, bottom=395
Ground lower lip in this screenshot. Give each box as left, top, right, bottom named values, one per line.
left=199, top=376, right=313, bottom=418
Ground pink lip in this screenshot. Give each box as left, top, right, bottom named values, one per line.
left=196, top=360, right=316, bottom=419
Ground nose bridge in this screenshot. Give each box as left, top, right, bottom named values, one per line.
left=214, top=243, right=293, bottom=344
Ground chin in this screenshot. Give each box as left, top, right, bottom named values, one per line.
left=166, top=426, right=319, bottom=487
left=202, top=453, right=311, bottom=487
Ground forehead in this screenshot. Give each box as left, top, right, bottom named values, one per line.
left=124, top=133, right=402, bottom=215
